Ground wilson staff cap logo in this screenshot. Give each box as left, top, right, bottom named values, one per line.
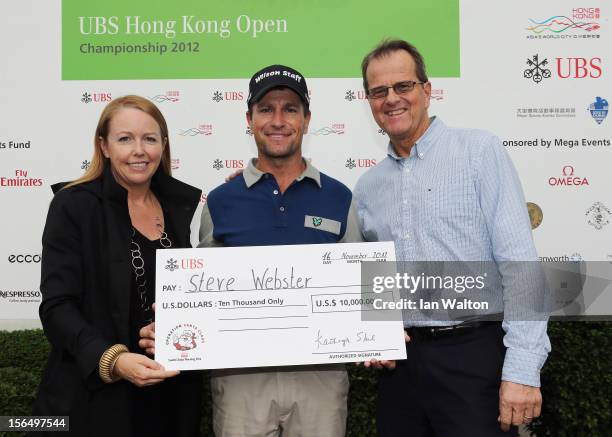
left=247, top=64, right=310, bottom=109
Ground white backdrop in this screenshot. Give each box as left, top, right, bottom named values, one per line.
left=1, top=0, right=610, bottom=323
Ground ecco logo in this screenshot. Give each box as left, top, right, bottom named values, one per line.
left=8, top=254, right=41, bottom=263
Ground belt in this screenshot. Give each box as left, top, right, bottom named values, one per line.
left=405, top=321, right=500, bottom=341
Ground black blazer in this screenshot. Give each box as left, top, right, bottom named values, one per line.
left=31, top=164, right=203, bottom=437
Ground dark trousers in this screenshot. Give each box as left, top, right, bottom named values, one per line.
left=377, top=324, right=518, bottom=437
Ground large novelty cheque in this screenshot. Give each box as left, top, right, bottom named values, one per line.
left=154, top=242, right=406, bottom=370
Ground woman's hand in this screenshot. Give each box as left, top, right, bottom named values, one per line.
left=139, top=322, right=156, bottom=355
left=112, top=352, right=179, bottom=387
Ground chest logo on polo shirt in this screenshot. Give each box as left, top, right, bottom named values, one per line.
left=304, top=215, right=341, bottom=235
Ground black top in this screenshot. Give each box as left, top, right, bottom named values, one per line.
left=128, top=213, right=177, bottom=353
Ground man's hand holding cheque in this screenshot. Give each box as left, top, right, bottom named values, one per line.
left=362, top=331, right=411, bottom=370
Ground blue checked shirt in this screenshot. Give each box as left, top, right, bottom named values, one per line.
left=354, top=117, right=550, bottom=387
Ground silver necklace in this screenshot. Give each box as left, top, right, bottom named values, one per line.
left=130, top=224, right=173, bottom=325
left=154, top=216, right=173, bottom=248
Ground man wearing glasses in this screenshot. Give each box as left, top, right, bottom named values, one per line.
left=354, top=39, right=550, bottom=436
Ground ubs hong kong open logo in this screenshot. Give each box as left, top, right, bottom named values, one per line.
left=589, top=97, right=608, bottom=124
left=166, top=324, right=205, bottom=358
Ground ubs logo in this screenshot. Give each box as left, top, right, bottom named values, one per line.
left=524, top=55, right=603, bottom=83
left=81, top=92, right=112, bottom=103
left=557, top=57, right=602, bottom=78
left=212, top=90, right=245, bottom=102
left=344, top=90, right=368, bottom=102
left=165, top=258, right=179, bottom=271
left=524, top=55, right=551, bottom=83
left=213, top=159, right=244, bottom=170
left=345, top=158, right=377, bottom=170
left=181, top=258, right=204, bottom=269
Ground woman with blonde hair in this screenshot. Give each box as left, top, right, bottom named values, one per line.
left=31, top=95, right=202, bottom=436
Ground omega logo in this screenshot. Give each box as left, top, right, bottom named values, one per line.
left=549, top=165, right=589, bottom=187
left=562, top=165, right=574, bottom=176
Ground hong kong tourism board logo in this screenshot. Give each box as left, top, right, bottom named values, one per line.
left=179, top=124, right=213, bottom=136
left=149, top=91, right=180, bottom=103
left=166, top=323, right=205, bottom=360
left=311, top=123, right=345, bottom=136
left=526, top=8, right=600, bottom=40
left=589, top=97, right=608, bottom=124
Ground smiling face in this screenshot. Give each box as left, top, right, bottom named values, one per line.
left=246, top=88, right=311, bottom=161
left=100, top=107, right=165, bottom=191
left=365, top=50, right=431, bottom=153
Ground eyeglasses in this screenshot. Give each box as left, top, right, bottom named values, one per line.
left=367, top=81, right=426, bottom=99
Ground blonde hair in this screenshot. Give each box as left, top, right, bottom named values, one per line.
left=64, top=95, right=172, bottom=189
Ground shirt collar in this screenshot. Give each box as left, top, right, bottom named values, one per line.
left=386, top=116, right=443, bottom=161
left=243, top=158, right=322, bottom=188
